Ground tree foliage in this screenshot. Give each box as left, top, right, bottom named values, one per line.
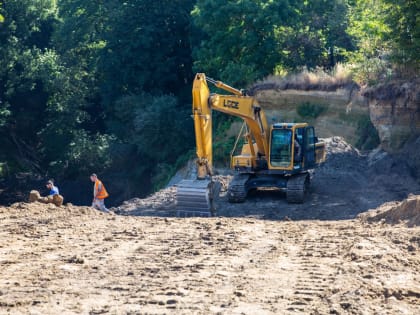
left=0, top=0, right=58, bottom=168
left=347, top=0, right=419, bottom=80
left=100, top=0, right=194, bottom=103
left=0, top=1, right=112, bottom=178
left=0, top=0, right=416, bottom=201
left=279, top=0, right=353, bottom=70
left=192, top=0, right=355, bottom=85
left=382, top=0, right=419, bottom=67
left=192, top=0, right=290, bottom=85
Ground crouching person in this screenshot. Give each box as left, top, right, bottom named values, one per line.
left=45, top=179, right=64, bottom=206
left=29, top=179, right=64, bottom=206
left=90, top=173, right=109, bottom=213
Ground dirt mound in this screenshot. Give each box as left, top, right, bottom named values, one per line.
left=2, top=200, right=102, bottom=218
left=113, top=186, right=177, bottom=216
left=323, top=136, right=359, bottom=156
left=359, top=194, right=420, bottom=227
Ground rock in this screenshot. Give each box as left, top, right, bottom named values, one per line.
left=28, top=190, right=63, bottom=207
left=53, top=194, right=64, bottom=207
left=29, top=190, right=41, bottom=203
left=38, top=196, right=52, bottom=204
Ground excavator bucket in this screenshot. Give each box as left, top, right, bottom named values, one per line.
left=176, top=179, right=220, bottom=217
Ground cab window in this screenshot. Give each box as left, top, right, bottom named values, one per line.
left=270, top=129, right=292, bottom=167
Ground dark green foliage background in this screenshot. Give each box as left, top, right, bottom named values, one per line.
left=0, top=0, right=416, bottom=202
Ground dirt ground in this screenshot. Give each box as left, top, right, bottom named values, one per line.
left=1, top=137, right=419, bottom=314
left=0, top=200, right=419, bottom=315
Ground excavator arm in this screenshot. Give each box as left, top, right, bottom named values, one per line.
left=177, top=73, right=269, bottom=216
left=192, top=73, right=269, bottom=179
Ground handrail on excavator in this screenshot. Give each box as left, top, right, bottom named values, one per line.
left=206, top=76, right=244, bottom=96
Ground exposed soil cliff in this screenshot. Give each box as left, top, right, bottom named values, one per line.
left=254, top=87, right=369, bottom=146
left=363, top=79, right=420, bottom=152
left=252, top=77, right=419, bottom=154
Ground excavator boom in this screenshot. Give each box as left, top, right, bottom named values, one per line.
left=178, top=73, right=268, bottom=216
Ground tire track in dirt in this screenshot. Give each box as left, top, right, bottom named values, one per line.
left=217, top=221, right=299, bottom=314
left=285, top=225, right=350, bottom=314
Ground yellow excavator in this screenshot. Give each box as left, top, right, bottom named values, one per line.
left=176, top=73, right=326, bottom=216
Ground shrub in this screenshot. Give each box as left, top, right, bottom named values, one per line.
left=297, top=102, right=328, bottom=119
left=252, top=64, right=354, bottom=93
left=350, top=57, right=393, bottom=86
left=355, top=116, right=380, bottom=150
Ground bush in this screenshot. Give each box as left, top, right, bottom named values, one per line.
left=48, top=131, right=114, bottom=179
left=297, top=102, right=328, bottom=118
left=350, top=57, right=393, bottom=86
left=355, top=116, right=380, bottom=150
left=109, top=93, right=193, bottom=192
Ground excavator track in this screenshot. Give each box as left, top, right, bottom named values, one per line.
left=176, top=179, right=220, bottom=217
left=286, top=173, right=310, bottom=203
left=227, top=174, right=249, bottom=203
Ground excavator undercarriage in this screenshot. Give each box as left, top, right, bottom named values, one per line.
left=228, top=172, right=311, bottom=204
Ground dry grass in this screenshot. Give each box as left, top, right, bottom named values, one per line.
left=250, top=64, right=355, bottom=94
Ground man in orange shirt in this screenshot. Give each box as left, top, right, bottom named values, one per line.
left=90, top=173, right=109, bottom=213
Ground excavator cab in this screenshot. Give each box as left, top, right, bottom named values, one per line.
left=269, top=123, right=318, bottom=172
left=270, top=128, right=293, bottom=168
left=226, top=122, right=325, bottom=204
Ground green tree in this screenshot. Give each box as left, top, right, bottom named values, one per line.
left=382, top=0, right=419, bottom=69
left=35, top=50, right=113, bottom=177
left=0, top=0, right=58, bottom=171
left=52, top=0, right=110, bottom=133
left=346, top=0, right=419, bottom=82
left=100, top=0, right=194, bottom=104
left=192, top=0, right=354, bottom=84
left=192, top=0, right=291, bottom=86
left=346, top=0, right=392, bottom=84
left=0, top=1, right=113, bottom=178
left=110, top=93, right=192, bottom=190
left=279, top=0, right=354, bottom=70
left=347, top=0, right=390, bottom=59
left=96, top=0, right=195, bottom=192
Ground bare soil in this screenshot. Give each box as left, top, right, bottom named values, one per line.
left=0, top=201, right=419, bottom=314
left=1, top=137, right=419, bottom=314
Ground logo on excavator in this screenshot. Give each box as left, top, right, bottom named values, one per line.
left=223, top=100, right=239, bottom=109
